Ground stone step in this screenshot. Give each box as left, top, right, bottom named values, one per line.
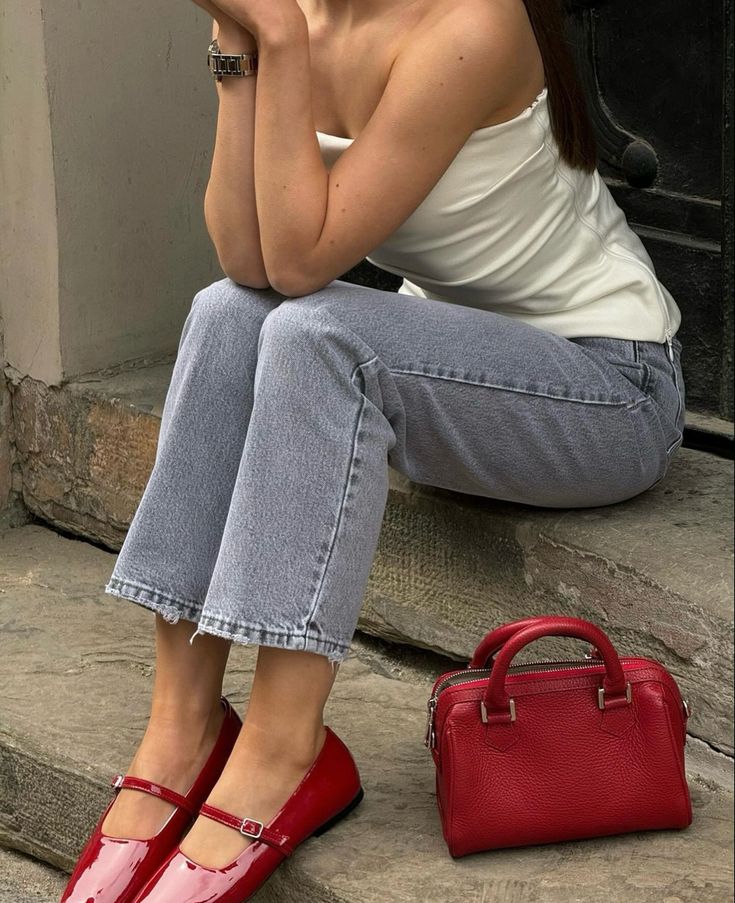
left=0, top=848, right=66, bottom=903
left=0, top=523, right=733, bottom=903
left=11, top=363, right=735, bottom=753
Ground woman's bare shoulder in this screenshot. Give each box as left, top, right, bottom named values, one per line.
left=393, top=0, right=543, bottom=119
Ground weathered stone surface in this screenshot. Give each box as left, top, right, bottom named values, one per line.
left=366, top=447, right=734, bottom=755
left=0, top=847, right=66, bottom=902
left=0, top=524, right=733, bottom=903
left=685, top=410, right=735, bottom=439
left=11, top=363, right=171, bottom=547
left=9, top=367, right=735, bottom=754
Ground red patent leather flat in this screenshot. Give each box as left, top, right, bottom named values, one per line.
left=60, top=696, right=242, bottom=903
left=130, top=725, right=364, bottom=903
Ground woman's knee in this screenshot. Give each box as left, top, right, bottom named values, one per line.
left=189, top=276, right=282, bottom=330
left=256, top=297, right=334, bottom=359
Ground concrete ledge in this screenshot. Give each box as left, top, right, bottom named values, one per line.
left=11, top=361, right=174, bottom=547
left=0, top=524, right=733, bottom=903
left=0, top=847, right=66, bottom=902
left=366, top=446, right=734, bottom=755
left=10, top=366, right=735, bottom=753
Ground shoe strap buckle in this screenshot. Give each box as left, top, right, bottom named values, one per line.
left=239, top=817, right=264, bottom=839
left=111, top=773, right=124, bottom=790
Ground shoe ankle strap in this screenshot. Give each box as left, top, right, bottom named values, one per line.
left=110, top=773, right=197, bottom=817
left=198, top=802, right=294, bottom=856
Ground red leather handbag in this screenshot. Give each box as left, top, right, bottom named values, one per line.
left=425, top=615, right=693, bottom=857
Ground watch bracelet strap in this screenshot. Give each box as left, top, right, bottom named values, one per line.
left=208, top=38, right=258, bottom=80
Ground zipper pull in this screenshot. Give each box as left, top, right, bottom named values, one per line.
left=665, top=330, right=675, bottom=364
left=424, top=697, right=437, bottom=749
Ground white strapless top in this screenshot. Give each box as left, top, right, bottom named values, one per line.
left=316, top=86, right=681, bottom=343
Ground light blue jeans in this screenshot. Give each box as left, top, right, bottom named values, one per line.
left=104, top=277, right=686, bottom=668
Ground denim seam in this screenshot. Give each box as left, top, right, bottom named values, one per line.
left=105, top=574, right=202, bottom=611
left=104, top=576, right=202, bottom=624
left=305, top=299, right=640, bottom=408
left=386, top=366, right=638, bottom=408
left=195, top=612, right=350, bottom=648
left=667, top=349, right=685, bottom=454
left=625, top=396, right=652, bottom=413
left=622, top=359, right=653, bottom=398
left=282, top=302, right=380, bottom=643
left=621, top=400, right=649, bottom=485
left=627, top=395, right=672, bottom=489
left=640, top=361, right=654, bottom=397
left=302, top=372, right=369, bottom=643
left=194, top=615, right=351, bottom=663
left=665, top=435, right=684, bottom=456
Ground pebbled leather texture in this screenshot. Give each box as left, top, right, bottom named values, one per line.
left=59, top=696, right=242, bottom=903
left=128, top=724, right=364, bottom=903
left=430, top=616, right=692, bottom=858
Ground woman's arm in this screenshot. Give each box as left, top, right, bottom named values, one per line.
left=202, top=15, right=270, bottom=288
left=249, top=0, right=524, bottom=296
left=212, top=0, right=530, bottom=297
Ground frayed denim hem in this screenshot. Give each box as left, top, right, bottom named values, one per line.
left=104, top=575, right=202, bottom=625
left=190, top=615, right=349, bottom=674
left=103, top=575, right=348, bottom=675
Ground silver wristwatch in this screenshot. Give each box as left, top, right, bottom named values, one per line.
left=207, top=37, right=258, bottom=81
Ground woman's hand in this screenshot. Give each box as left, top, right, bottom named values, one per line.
left=202, top=0, right=305, bottom=44
left=190, top=0, right=257, bottom=51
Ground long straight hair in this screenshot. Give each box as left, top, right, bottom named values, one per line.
left=523, top=0, right=598, bottom=173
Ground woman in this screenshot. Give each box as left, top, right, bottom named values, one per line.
left=60, top=0, right=686, bottom=900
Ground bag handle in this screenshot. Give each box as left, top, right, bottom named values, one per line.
left=481, top=616, right=630, bottom=723
left=468, top=616, right=555, bottom=669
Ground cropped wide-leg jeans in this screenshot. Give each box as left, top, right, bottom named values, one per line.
left=104, top=276, right=686, bottom=667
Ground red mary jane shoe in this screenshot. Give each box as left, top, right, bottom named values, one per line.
left=60, top=696, right=242, bottom=903
left=129, top=725, right=364, bottom=903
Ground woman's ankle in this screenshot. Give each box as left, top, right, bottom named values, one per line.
left=149, top=689, right=223, bottom=724
left=138, top=698, right=225, bottom=766
left=240, top=719, right=325, bottom=769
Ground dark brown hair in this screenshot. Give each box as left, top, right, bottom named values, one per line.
left=523, top=0, right=598, bottom=173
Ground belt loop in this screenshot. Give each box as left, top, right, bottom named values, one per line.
left=632, top=339, right=640, bottom=363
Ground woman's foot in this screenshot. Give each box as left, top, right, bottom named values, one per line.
left=101, top=700, right=226, bottom=839
left=178, top=719, right=328, bottom=868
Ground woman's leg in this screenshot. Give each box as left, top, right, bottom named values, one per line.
left=101, top=617, right=231, bottom=837
left=189, top=277, right=681, bottom=664
left=173, top=277, right=683, bottom=866
left=104, top=276, right=285, bottom=624
left=101, top=277, right=285, bottom=837
left=179, top=645, right=336, bottom=866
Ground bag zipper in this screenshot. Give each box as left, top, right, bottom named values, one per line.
left=429, top=655, right=602, bottom=700
left=424, top=656, right=602, bottom=748
left=423, top=655, right=686, bottom=749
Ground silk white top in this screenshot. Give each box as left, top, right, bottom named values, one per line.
left=316, top=86, right=681, bottom=343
